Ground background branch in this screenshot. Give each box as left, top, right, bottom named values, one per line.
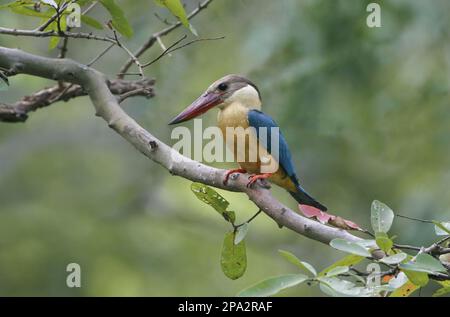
left=0, top=78, right=155, bottom=122
left=117, top=0, right=214, bottom=78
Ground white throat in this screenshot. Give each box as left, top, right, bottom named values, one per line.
left=221, top=85, right=261, bottom=110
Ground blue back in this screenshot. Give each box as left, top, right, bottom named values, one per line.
left=247, top=109, right=299, bottom=186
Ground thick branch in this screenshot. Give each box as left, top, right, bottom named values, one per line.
left=0, top=78, right=155, bottom=122
left=0, top=46, right=365, bottom=249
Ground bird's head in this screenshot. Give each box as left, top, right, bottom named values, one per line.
left=168, top=74, right=261, bottom=125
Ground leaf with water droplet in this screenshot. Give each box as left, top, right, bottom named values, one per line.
left=371, top=200, right=394, bottom=233
left=191, top=182, right=235, bottom=224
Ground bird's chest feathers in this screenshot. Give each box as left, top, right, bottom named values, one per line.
left=217, top=102, right=261, bottom=172
left=217, top=102, right=250, bottom=132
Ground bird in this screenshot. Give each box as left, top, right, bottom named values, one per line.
left=168, top=74, right=327, bottom=211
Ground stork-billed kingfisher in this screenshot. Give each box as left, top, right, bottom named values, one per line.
left=168, top=74, right=327, bottom=211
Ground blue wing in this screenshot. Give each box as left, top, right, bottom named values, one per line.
left=247, top=109, right=327, bottom=211
left=247, top=109, right=299, bottom=186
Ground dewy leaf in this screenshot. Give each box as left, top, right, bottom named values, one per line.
left=190, top=182, right=235, bottom=224
left=375, top=232, right=393, bottom=253
left=371, top=200, right=394, bottom=233
left=319, top=254, right=364, bottom=277
left=237, top=274, right=308, bottom=297
left=380, top=252, right=407, bottom=265
left=99, top=0, right=133, bottom=37
left=221, top=231, right=246, bottom=280
left=399, top=253, right=447, bottom=274
left=330, top=239, right=371, bottom=257
left=325, top=266, right=349, bottom=277
left=278, top=250, right=317, bottom=276
left=234, top=223, right=249, bottom=245
left=433, top=221, right=450, bottom=236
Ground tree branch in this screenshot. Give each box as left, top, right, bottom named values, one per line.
left=0, top=78, right=155, bottom=122
left=117, top=0, right=214, bottom=78
left=0, top=46, right=365, bottom=249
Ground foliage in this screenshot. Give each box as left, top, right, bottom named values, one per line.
left=239, top=200, right=450, bottom=297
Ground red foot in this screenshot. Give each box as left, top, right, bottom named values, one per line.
left=247, top=173, right=273, bottom=188
left=223, top=168, right=247, bottom=185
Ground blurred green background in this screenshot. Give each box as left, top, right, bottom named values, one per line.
left=0, top=0, right=449, bottom=296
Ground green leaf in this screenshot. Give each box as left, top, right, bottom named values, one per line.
left=371, top=200, right=394, bottom=233
left=0, top=0, right=34, bottom=10
left=81, top=15, right=104, bottom=30
left=99, top=0, right=133, bottom=37
left=433, top=221, right=450, bottom=236
left=399, top=253, right=447, bottom=274
left=190, top=182, right=235, bottom=224
left=221, top=231, right=246, bottom=280
left=330, top=238, right=371, bottom=257
left=234, top=223, right=249, bottom=245
left=325, top=266, right=349, bottom=277
left=380, top=252, right=407, bottom=265
left=278, top=250, right=317, bottom=276
left=375, top=232, right=393, bottom=253
left=237, top=274, right=308, bottom=297
left=319, top=254, right=364, bottom=277
left=10, top=5, right=52, bottom=18
left=402, top=270, right=429, bottom=287
left=154, top=0, right=197, bottom=35
left=47, top=18, right=66, bottom=50
left=433, top=286, right=450, bottom=297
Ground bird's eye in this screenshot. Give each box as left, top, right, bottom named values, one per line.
left=217, top=83, right=228, bottom=91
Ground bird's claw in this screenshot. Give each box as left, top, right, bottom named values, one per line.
left=246, top=173, right=273, bottom=188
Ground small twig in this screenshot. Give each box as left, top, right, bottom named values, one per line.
left=118, top=0, right=214, bottom=77
left=393, top=243, right=421, bottom=251
left=142, top=34, right=187, bottom=68
left=111, top=28, right=144, bottom=77
left=156, top=36, right=172, bottom=57
left=396, top=214, right=434, bottom=224
left=154, top=12, right=174, bottom=26
left=142, top=35, right=225, bottom=68
left=86, top=42, right=116, bottom=67
left=117, top=88, right=153, bottom=103
left=234, top=209, right=262, bottom=229
left=82, top=0, right=98, bottom=15
left=0, top=27, right=116, bottom=44
left=36, top=1, right=72, bottom=32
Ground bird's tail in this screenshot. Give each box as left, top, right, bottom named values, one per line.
left=289, top=186, right=327, bottom=211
